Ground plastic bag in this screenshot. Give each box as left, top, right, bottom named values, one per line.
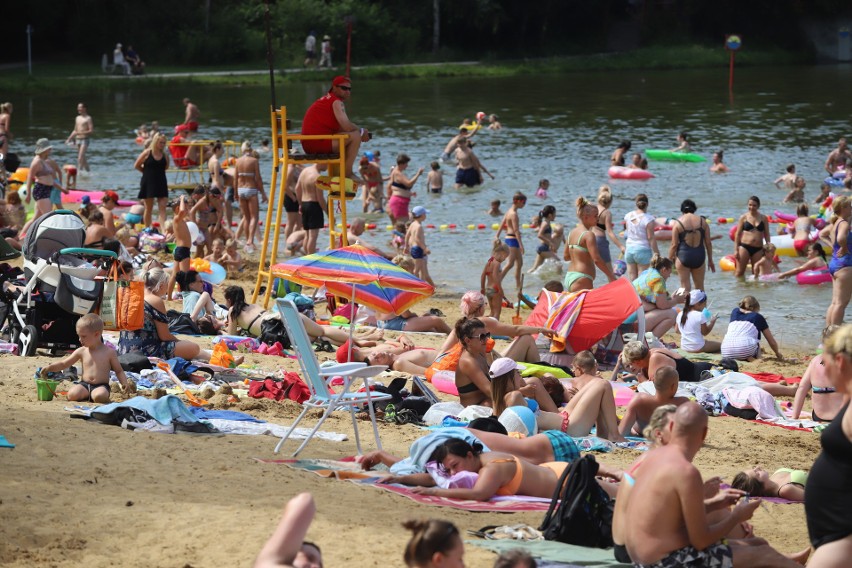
left=210, top=341, right=236, bottom=368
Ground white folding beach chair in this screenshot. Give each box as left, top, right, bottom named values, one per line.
left=274, top=299, right=392, bottom=456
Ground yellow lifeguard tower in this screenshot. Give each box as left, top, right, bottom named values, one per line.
left=251, top=106, right=354, bottom=308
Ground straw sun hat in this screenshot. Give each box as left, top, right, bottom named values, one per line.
left=34, top=138, right=52, bottom=155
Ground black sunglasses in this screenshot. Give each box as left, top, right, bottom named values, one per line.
left=477, top=332, right=491, bottom=342
left=338, top=85, right=351, bottom=91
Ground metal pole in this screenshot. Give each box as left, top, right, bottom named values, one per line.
left=346, top=20, right=353, bottom=77
left=263, top=0, right=276, bottom=109
left=728, top=51, right=735, bottom=92
left=26, top=25, right=32, bottom=76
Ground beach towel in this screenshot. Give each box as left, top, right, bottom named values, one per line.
left=468, top=539, right=630, bottom=567
left=744, top=371, right=802, bottom=384
left=257, top=457, right=552, bottom=512
left=0, top=435, right=14, bottom=448
left=722, top=386, right=784, bottom=419
left=390, top=427, right=488, bottom=475
left=547, top=291, right=586, bottom=352
left=91, top=395, right=200, bottom=425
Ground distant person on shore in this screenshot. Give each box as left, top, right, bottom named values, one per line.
left=182, top=98, right=200, bottom=132
left=295, top=163, right=327, bottom=255
left=319, top=35, right=332, bottom=68
left=65, top=103, right=93, bottom=174
left=611, top=140, right=631, bottom=166
left=304, top=31, right=317, bottom=67
left=301, top=75, right=370, bottom=184
left=125, top=45, right=145, bottom=73
left=710, top=150, right=729, bottom=173
left=825, top=137, right=852, bottom=175
left=671, top=131, right=691, bottom=152
left=113, top=43, right=131, bottom=75
left=0, top=102, right=12, bottom=156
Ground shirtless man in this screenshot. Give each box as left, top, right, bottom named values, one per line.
left=183, top=98, right=200, bottom=131
left=347, top=217, right=393, bottom=259
left=454, top=138, right=493, bottom=188
left=623, top=402, right=802, bottom=568
left=611, top=140, right=632, bottom=167
left=495, top=192, right=527, bottom=295
left=825, top=137, right=852, bottom=176
left=300, top=76, right=370, bottom=183
left=284, top=162, right=303, bottom=240
left=358, top=157, right=382, bottom=212
left=166, top=195, right=193, bottom=299
left=618, top=367, right=689, bottom=437
left=65, top=103, right=93, bottom=173
left=295, top=163, right=328, bottom=254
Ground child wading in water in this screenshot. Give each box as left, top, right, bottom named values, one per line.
left=40, top=314, right=134, bottom=403
left=495, top=192, right=527, bottom=296
left=535, top=178, right=549, bottom=199
left=426, top=161, right=443, bottom=194
left=405, top=206, right=433, bottom=286
left=480, top=241, right=510, bottom=319
left=783, top=175, right=806, bottom=203
left=791, top=203, right=815, bottom=256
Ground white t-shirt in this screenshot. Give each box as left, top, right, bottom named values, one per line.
left=305, top=35, right=316, bottom=52
left=624, top=210, right=654, bottom=249
left=677, top=310, right=708, bottom=351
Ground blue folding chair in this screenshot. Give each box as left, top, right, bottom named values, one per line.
left=274, top=299, right=392, bottom=456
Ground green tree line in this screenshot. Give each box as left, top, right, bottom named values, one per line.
left=3, top=0, right=851, bottom=67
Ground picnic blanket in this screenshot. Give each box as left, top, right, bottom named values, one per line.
left=469, top=539, right=630, bottom=567
left=256, top=457, right=553, bottom=512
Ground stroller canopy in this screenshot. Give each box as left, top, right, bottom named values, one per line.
left=22, top=210, right=86, bottom=261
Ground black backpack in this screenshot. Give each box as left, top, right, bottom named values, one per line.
left=258, top=317, right=292, bottom=350
left=539, top=454, right=614, bottom=548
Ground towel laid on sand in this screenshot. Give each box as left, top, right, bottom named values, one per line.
left=469, top=539, right=630, bottom=567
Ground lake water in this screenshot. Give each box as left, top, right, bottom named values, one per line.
left=8, top=65, right=852, bottom=348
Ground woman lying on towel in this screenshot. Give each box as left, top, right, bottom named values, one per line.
left=383, top=438, right=621, bottom=501
left=335, top=337, right=438, bottom=375
left=490, top=353, right=626, bottom=442
left=731, top=466, right=806, bottom=502
left=223, top=285, right=381, bottom=347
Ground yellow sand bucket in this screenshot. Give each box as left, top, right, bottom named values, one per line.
left=35, top=378, right=60, bottom=401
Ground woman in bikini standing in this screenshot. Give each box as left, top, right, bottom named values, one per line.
left=733, top=195, right=771, bottom=278
left=234, top=141, right=266, bottom=254
left=386, top=153, right=422, bottom=225
left=22, top=139, right=64, bottom=233
left=563, top=197, right=616, bottom=292
left=453, top=318, right=497, bottom=407
left=669, top=199, right=714, bottom=292
left=593, top=185, right=624, bottom=276
left=825, top=196, right=852, bottom=325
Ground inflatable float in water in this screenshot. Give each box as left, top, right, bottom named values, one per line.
left=608, top=166, right=655, bottom=180
left=645, top=149, right=707, bottom=163
left=796, top=269, right=832, bottom=285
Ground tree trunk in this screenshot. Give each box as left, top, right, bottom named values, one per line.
left=432, top=0, right=440, bottom=53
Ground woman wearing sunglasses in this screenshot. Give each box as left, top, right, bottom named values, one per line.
left=453, top=318, right=499, bottom=407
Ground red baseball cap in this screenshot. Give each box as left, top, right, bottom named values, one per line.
left=336, top=340, right=353, bottom=363
left=332, top=75, right=351, bottom=88
left=104, top=190, right=120, bottom=204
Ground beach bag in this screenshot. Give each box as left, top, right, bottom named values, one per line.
left=258, top=317, right=292, bottom=350
left=100, top=280, right=118, bottom=329
left=539, top=454, right=614, bottom=548
left=116, top=280, right=145, bottom=331
left=118, top=352, right=153, bottom=373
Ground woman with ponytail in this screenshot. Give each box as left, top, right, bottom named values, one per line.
left=563, top=196, right=616, bottom=292
left=592, top=185, right=624, bottom=275
left=402, top=519, right=464, bottom=567
left=676, top=289, right=720, bottom=353
left=528, top=205, right=557, bottom=273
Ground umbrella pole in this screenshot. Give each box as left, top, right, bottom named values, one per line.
left=347, top=283, right=356, bottom=361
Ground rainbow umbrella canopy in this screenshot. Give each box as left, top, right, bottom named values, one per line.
left=271, top=244, right=434, bottom=314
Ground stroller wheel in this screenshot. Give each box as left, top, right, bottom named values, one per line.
left=17, top=325, right=38, bottom=357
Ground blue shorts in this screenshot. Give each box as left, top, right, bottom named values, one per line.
left=50, top=188, right=63, bottom=206
left=410, top=245, right=425, bottom=259
left=625, top=245, right=653, bottom=266
left=377, top=316, right=408, bottom=331
left=455, top=167, right=479, bottom=187
left=125, top=213, right=143, bottom=225
left=536, top=243, right=550, bottom=254
left=505, top=237, right=520, bottom=249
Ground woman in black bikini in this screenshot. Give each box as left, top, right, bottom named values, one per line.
left=619, top=340, right=714, bottom=383
left=733, top=196, right=771, bottom=278
left=593, top=185, right=624, bottom=275
left=453, top=318, right=497, bottom=407
left=669, top=199, right=714, bottom=292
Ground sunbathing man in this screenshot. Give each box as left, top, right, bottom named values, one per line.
left=378, top=438, right=621, bottom=501
left=618, top=366, right=689, bottom=437
left=623, top=402, right=805, bottom=568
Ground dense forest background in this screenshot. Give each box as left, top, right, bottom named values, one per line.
left=3, top=0, right=852, bottom=66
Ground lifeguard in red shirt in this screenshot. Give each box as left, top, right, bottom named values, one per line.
left=301, top=75, right=370, bottom=183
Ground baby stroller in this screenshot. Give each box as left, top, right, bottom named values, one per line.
left=5, top=210, right=116, bottom=356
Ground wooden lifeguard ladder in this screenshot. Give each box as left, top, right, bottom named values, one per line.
left=251, top=105, right=354, bottom=308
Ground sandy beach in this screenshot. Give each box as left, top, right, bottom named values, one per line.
left=0, top=258, right=824, bottom=567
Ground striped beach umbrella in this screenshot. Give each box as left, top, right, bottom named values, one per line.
left=271, top=244, right=434, bottom=314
